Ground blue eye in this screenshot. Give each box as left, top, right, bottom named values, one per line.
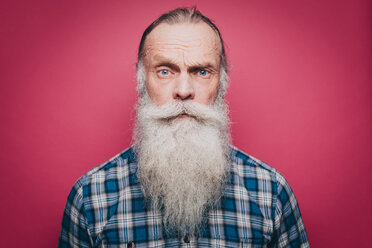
left=160, top=69, right=170, bottom=76
left=199, top=70, right=208, bottom=76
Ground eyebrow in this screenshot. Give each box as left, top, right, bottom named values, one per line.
left=152, top=55, right=219, bottom=72
left=154, top=61, right=180, bottom=72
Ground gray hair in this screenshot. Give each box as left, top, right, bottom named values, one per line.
left=136, top=7, right=229, bottom=100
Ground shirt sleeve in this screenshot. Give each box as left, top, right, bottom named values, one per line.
left=58, top=179, right=93, bottom=248
left=271, top=172, right=310, bottom=248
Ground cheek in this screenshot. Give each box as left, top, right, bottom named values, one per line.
left=209, top=77, right=220, bottom=98
left=195, top=81, right=219, bottom=105
left=146, top=76, right=173, bottom=106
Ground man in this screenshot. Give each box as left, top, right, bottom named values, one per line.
left=58, top=7, right=309, bottom=248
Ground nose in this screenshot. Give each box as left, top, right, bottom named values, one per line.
left=173, top=73, right=195, bottom=101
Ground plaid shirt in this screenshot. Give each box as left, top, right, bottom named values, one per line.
left=58, top=146, right=309, bottom=248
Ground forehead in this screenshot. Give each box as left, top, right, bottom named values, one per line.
left=144, top=22, right=221, bottom=66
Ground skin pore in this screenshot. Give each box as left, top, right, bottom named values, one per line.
left=142, top=22, right=222, bottom=107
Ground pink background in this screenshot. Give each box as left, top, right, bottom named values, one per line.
left=1, top=0, right=371, bottom=247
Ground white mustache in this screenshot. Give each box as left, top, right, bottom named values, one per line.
left=139, top=100, right=226, bottom=125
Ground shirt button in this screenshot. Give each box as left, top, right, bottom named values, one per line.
left=183, top=235, right=190, bottom=243
left=127, top=241, right=135, bottom=248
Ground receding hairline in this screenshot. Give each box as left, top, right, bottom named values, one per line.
left=142, top=21, right=222, bottom=61
left=136, top=7, right=228, bottom=72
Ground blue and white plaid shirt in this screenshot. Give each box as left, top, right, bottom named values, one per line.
left=58, top=146, right=309, bottom=247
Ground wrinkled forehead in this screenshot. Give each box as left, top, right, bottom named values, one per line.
left=143, top=22, right=222, bottom=64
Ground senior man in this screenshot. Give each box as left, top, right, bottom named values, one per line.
left=58, top=7, right=309, bottom=248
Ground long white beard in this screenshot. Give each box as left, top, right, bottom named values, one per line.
left=133, top=96, right=231, bottom=236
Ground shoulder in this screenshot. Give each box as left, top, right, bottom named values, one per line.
left=77, top=146, right=136, bottom=185
left=67, top=147, right=137, bottom=205
left=229, top=145, right=290, bottom=194
left=230, top=145, right=279, bottom=178
left=63, top=147, right=138, bottom=233
left=229, top=146, right=309, bottom=246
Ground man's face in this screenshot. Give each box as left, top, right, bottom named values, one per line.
left=136, top=21, right=229, bottom=236
left=142, top=22, right=221, bottom=106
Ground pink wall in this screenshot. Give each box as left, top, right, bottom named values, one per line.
left=1, top=0, right=371, bottom=247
